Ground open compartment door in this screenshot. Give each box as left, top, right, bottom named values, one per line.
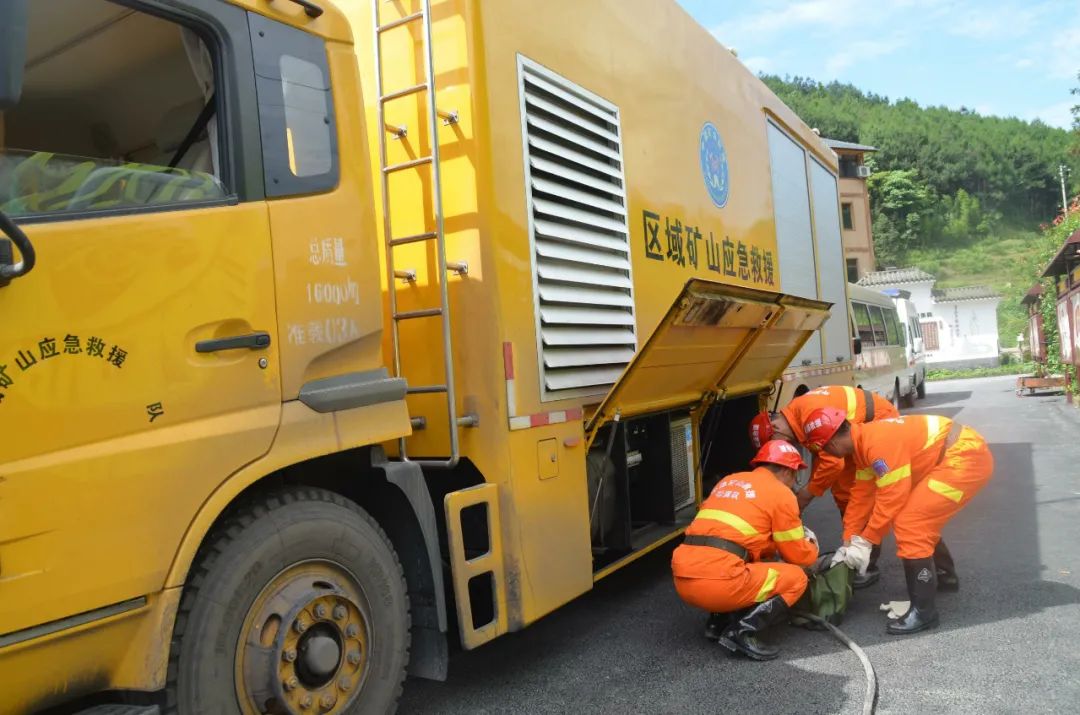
left=585, top=279, right=831, bottom=442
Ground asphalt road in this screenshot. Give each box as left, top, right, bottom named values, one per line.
left=400, top=376, right=1080, bottom=714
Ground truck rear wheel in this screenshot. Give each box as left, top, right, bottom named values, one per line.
left=166, top=487, right=410, bottom=715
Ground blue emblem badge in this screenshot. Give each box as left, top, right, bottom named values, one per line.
left=872, top=459, right=890, bottom=477
left=699, top=122, right=730, bottom=209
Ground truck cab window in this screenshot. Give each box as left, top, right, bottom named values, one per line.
left=0, top=0, right=227, bottom=220
left=281, top=55, right=332, bottom=178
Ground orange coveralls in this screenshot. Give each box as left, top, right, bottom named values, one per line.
left=672, top=467, right=819, bottom=613
left=846, top=415, right=994, bottom=558
left=781, top=386, right=898, bottom=521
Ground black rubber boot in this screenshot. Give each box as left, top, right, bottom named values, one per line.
left=718, top=596, right=789, bottom=660
left=705, top=612, right=727, bottom=641
left=887, top=557, right=940, bottom=635
left=934, top=540, right=960, bottom=592
left=853, top=545, right=882, bottom=589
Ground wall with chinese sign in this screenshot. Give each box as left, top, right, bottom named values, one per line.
left=475, top=0, right=845, bottom=421
left=640, top=210, right=776, bottom=286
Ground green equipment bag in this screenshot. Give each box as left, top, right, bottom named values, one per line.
left=789, top=552, right=854, bottom=630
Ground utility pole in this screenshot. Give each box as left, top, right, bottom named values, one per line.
left=1061, top=164, right=1071, bottom=216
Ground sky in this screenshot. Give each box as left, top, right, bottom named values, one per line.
left=676, top=0, right=1079, bottom=129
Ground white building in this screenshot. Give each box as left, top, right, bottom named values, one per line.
left=858, top=267, right=1002, bottom=369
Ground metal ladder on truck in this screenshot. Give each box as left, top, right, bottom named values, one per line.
left=372, top=0, right=474, bottom=468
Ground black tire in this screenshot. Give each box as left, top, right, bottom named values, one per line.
left=891, top=381, right=902, bottom=410
left=917, top=377, right=927, bottom=399
left=901, top=378, right=916, bottom=408
left=166, top=487, right=410, bottom=715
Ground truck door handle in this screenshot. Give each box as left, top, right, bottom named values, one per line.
left=196, top=331, right=272, bottom=353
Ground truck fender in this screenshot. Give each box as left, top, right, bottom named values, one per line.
left=372, top=448, right=449, bottom=681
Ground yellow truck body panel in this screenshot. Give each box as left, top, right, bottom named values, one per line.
left=350, top=0, right=847, bottom=633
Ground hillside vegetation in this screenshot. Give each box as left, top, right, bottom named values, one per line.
left=762, top=75, right=1080, bottom=339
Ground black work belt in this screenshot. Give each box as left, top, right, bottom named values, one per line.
left=862, top=388, right=875, bottom=421
left=682, top=534, right=749, bottom=561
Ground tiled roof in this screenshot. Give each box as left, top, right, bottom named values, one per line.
left=857, top=267, right=936, bottom=286
left=932, top=286, right=1001, bottom=302
left=1021, top=282, right=1043, bottom=306
left=823, top=138, right=879, bottom=153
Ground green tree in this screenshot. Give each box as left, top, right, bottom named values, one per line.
left=867, top=169, right=937, bottom=257
left=940, top=189, right=994, bottom=245
left=1071, top=71, right=1080, bottom=162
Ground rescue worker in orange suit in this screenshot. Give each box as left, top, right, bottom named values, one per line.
left=672, top=440, right=819, bottom=660
left=802, top=407, right=994, bottom=634
left=748, top=385, right=898, bottom=588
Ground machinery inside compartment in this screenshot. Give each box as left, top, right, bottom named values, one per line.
left=588, top=410, right=695, bottom=570
left=586, top=394, right=766, bottom=572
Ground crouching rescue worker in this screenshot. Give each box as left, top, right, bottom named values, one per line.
left=672, top=440, right=819, bottom=661
left=749, top=385, right=898, bottom=588
left=803, top=408, right=993, bottom=634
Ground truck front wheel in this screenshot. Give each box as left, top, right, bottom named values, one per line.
left=166, top=487, right=410, bottom=715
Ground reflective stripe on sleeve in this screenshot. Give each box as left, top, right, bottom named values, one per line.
left=876, top=464, right=912, bottom=488
left=843, top=386, right=858, bottom=420
left=696, top=509, right=759, bottom=537
left=923, top=415, right=944, bottom=449
left=856, top=467, right=876, bottom=481
left=773, top=525, right=806, bottom=542
left=755, top=568, right=779, bottom=602
left=927, top=478, right=964, bottom=503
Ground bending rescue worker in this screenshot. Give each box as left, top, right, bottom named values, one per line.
left=749, top=384, right=898, bottom=588
left=671, top=440, right=819, bottom=660
left=803, top=408, right=994, bottom=634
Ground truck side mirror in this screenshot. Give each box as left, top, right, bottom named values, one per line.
left=853, top=337, right=862, bottom=355
left=0, top=0, right=29, bottom=110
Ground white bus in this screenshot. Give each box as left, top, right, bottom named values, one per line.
left=883, top=288, right=928, bottom=404
left=849, top=283, right=918, bottom=407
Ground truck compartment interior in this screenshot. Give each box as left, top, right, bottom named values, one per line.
left=699, top=394, right=762, bottom=496
left=587, top=409, right=697, bottom=571
left=699, top=391, right=813, bottom=493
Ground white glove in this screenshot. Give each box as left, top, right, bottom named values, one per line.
left=879, top=601, right=910, bottom=620
left=843, top=536, right=873, bottom=575
left=830, top=546, right=848, bottom=568
left=803, top=526, right=818, bottom=548
left=830, top=535, right=873, bottom=575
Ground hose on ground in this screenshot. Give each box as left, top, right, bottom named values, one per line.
left=792, top=610, right=878, bottom=715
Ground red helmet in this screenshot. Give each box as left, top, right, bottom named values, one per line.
left=748, top=412, right=775, bottom=449
left=802, top=406, right=848, bottom=452
left=751, top=440, right=807, bottom=471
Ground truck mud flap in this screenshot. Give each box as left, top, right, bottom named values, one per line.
left=444, top=484, right=508, bottom=649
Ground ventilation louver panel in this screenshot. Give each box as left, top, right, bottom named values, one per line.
left=670, top=417, right=695, bottom=510
left=519, top=59, right=637, bottom=400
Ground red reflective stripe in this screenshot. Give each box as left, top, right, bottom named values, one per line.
left=503, top=342, right=515, bottom=379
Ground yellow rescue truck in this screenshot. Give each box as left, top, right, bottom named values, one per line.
left=0, top=0, right=852, bottom=712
